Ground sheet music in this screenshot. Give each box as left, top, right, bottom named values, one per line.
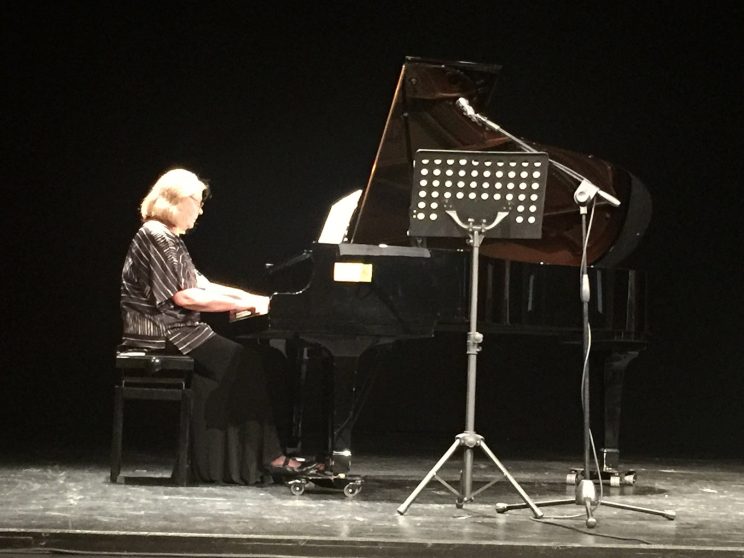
left=318, top=189, right=362, bottom=244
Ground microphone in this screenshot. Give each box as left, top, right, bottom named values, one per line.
left=573, top=179, right=621, bottom=207
left=455, top=97, right=478, bottom=121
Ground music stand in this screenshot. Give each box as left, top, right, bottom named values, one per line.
left=397, top=149, right=549, bottom=516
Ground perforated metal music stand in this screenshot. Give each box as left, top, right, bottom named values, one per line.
left=397, top=150, right=549, bottom=516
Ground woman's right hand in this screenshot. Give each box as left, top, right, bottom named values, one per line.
left=235, top=292, right=270, bottom=315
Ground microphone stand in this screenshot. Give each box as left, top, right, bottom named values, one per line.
left=493, top=181, right=676, bottom=528
left=456, top=96, right=675, bottom=526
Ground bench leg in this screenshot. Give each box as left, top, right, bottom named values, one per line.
left=174, top=389, right=192, bottom=486
left=110, top=386, right=123, bottom=483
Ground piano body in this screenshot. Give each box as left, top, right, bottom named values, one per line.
left=231, top=57, right=651, bottom=479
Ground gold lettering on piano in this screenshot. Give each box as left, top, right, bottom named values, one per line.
left=333, top=262, right=373, bottom=283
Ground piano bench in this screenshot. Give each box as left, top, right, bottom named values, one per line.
left=110, top=350, right=195, bottom=486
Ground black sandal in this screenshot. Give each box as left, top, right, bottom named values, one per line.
left=265, top=456, right=304, bottom=477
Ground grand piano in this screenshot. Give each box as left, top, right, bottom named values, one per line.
left=231, top=57, right=652, bottom=483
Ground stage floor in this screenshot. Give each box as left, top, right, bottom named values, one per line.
left=1, top=439, right=743, bottom=557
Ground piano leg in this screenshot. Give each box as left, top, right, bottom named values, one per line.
left=600, top=349, right=640, bottom=485
left=253, top=338, right=317, bottom=456
left=324, top=355, right=355, bottom=474
left=277, top=338, right=382, bottom=483
left=285, top=340, right=313, bottom=455
left=315, top=339, right=379, bottom=475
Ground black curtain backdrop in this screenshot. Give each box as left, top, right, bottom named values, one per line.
left=2, top=2, right=742, bottom=459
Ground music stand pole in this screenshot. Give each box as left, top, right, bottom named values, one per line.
left=495, top=200, right=676, bottom=528
left=397, top=217, right=543, bottom=518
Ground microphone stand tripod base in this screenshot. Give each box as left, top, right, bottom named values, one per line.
left=577, top=479, right=598, bottom=528
left=495, top=480, right=602, bottom=530
left=496, top=200, right=676, bottom=529
left=496, top=477, right=676, bottom=528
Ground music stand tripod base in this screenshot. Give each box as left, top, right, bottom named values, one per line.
left=396, top=432, right=543, bottom=517
left=398, top=150, right=550, bottom=517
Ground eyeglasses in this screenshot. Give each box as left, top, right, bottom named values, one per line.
left=187, top=195, right=205, bottom=208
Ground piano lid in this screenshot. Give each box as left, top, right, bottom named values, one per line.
left=348, top=57, right=651, bottom=267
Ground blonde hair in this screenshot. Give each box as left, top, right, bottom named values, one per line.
left=140, top=168, right=210, bottom=229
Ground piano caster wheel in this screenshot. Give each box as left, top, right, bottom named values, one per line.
left=603, top=470, right=635, bottom=487
left=566, top=469, right=581, bottom=485
left=343, top=480, right=363, bottom=498
left=288, top=479, right=307, bottom=496
left=611, top=471, right=636, bottom=486
left=455, top=498, right=464, bottom=509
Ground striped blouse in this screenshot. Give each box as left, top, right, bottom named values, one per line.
left=120, top=220, right=215, bottom=354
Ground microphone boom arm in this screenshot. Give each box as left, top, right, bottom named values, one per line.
left=455, top=97, right=620, bottom=207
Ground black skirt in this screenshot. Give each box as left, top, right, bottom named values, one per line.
left=188, top=334, right=284, bottom=484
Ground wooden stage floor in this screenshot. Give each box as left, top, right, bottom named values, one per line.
left=1, top=438, right=742, bottom=557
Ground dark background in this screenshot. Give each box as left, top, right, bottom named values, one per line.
left=2, top=2, right=742, bottom=460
